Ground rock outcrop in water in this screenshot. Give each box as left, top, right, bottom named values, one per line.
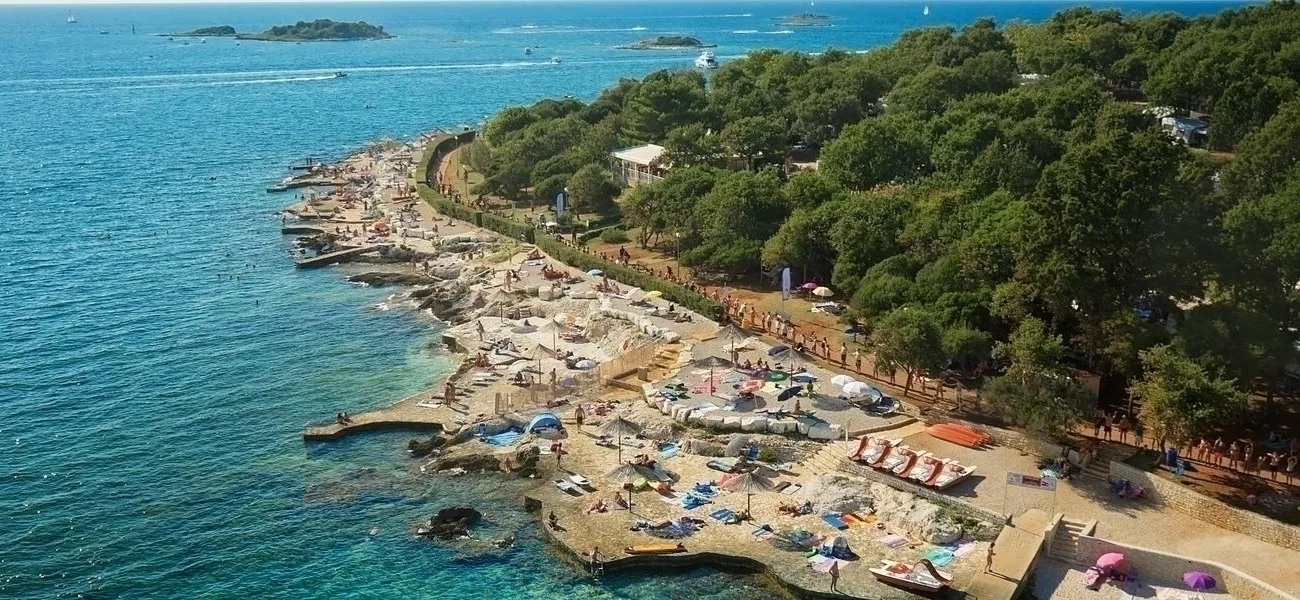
left=429, top=452, right=503, bottom=473
left=417, top=506, right=482, bottom=540
left=349, top=272, right=441, bottom=287
left=407, top=434, right=448, bottom=458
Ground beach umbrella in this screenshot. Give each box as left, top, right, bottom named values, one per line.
left=843, top=381, right=875, bottom=397
left=607, top=462, right=654, bottom=513
left=537, top=319, right=561, bottom=350
left=1183, top=572, right=1216, bottom=590
left=791, top=372, right=817, bottom=383
left=586, top=269, right=603, bottom=276
left=574, top=359, right=598, bottom=370
left=721, top=470, right=773, bottom=515
left=768, top=345, right=790, bottom=357
left=599, top=417, right=642, bottom=463
left=511, top=324, right=537, bottom=334
left=830, top=374, right=855, bottom=387
left=696, top=355, right=728, bottom=393
left=643, top=290, right=664, bottom=300
left=553, top=312, right=578, bottom=326
left=1095, top=553, right=1126, bottom=572
left=777, top=385, right=804, bottom=402
left=739, top=379, right=764, bottom=394
left=717, top=323, right=754, bottom=355
left=812, top=286, right=833, bottom=298
left=801, top=282, right=818, bottom=291
left=507, top=361, right=532, bottom=376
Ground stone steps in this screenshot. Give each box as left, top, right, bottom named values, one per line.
left=1083, top=443, right=1133, bottom=482
left=1050, top=517, right=1095, bottom=562
left=799, top=441, right=851, bottom=476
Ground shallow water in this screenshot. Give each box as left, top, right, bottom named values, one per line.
left=0, top=1, right=1251, bottom=598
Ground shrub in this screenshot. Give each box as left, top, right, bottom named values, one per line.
left=600, top=228, right=631, bottom=244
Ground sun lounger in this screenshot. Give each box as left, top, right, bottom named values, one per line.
left=821, top=513, right=849, bottom=530
left=416, top=400, right=442, bottom=409
left=707, top=459, right=738, bottom=473
left=554, top=478, right=579, bottom=494
left=780, top=484, right=802, bottom=495
left=752, top=525, right=775, bottom=540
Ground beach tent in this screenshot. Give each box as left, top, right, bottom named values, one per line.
left=527, top=412, right=562, bottom=434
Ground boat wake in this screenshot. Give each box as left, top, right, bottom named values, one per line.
left=732, top=30, right=760, bottom=34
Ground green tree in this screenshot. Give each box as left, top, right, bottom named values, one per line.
left=943, top=325, right=993, bottom=371
left=720, top=116, right=787, bottom=170
left=662, top=123, right=722, bottom=168
left=622, top=70, right=711, bottom=142
left=821, top=113, right=930, bottom=190
left=869, top=307, right=946, bottom=396
left=1131, top=344, right=1248, bottom=447
left=483, top=106, right=536, bottom=144
left=566, top=164, right=620, bottom=214
left=984, top=318, right=1091, bottom=436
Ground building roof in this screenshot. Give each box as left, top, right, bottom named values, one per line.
left=611, top=144, right=665, bottom=167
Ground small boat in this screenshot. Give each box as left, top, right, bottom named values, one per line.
left=847, top=436, right=872, bottom=461
left=861, top=439, right=897, bottom=466
left=99, top=30, right=109, bottom=35
left=550, top=56, right=562, bottom=64
left=625, top=542, right=686, bottom=555
left=569, top=474, right=594, bottom=489
left=926, top=423, right=990, bottom=448
left=870, top=559, right=951, bottom=593
left=933, top=462, right=977, bottom=490
left=553, top=478, right=579, bottom=494
left=67, top=12, right=77, bottom=24
left=877, top=445, right=913, bottom=472
left=890, top=449, right=928, bottom=477
left=524, top=47, right=532, bottom=55
left=333, top=71, right=348, bottom=78
left=694, top=51, right=718, bottom=69
left=907, top=456, right=949, bottom=486
left=923, top=5, right=930, bottom=16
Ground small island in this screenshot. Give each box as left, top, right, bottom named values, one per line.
left=235, top=19, right=393, bottom=42
left=616, top=35, right=715, bottom=50
left=775, top=13, right=833, bottom=27
left=166, top=25, right=236, bottom=37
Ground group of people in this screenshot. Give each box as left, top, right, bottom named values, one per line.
left=1189, top=435, right=1300, bottom=482
left=1092, top=410, right=1145, bottom=447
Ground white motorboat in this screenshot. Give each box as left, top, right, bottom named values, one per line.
left=550, top=56, right=562, bottom=64
left=870, top=559, right=951, bottom=593
left=694, top=50, right=718, bottom=69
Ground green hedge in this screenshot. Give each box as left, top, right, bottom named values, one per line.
left=481, top=211, right=535, bottom=242
left=533, top=235, right=724, bottom=320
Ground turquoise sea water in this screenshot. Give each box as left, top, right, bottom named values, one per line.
left=0, top=2, right=1253, bottom=598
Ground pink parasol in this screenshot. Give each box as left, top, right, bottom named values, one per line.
left=1095, top=553, right=1126, bottom=571
left=801, top=282, right=818, bottom=290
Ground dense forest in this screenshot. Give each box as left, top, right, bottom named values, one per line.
left=237, top=19, right=391, bottom=41
left=462, top=2, right=1300, bottom=444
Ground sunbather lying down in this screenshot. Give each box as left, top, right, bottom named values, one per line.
left=778, top=501, right=814, bottom=516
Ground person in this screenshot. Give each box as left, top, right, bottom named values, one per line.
left=555, top=441, right=564, bottom=468
left=1288, top=453, right=1298, bottom=484
left=1102, top=411, right=1113, bottom=441
left=548, top=511, right=559, bottom=529
left=1093, top=416, right=1103, bottom=439
left=574, top=406, right=584, bottom=431
left=1133, top=421, right=1144, bottom=450
left=444, top=381, right=457, bottom=405
left=829, top=558, right=840, bottom=592
left=1245, top=442, right=1256, bottom=474
left=1269, top=452, right=1281, bottom=480
left=1228, top=441, right=1241, bottom=470
left=985, top=540, right=996, bottom=574
left=1117, top=413, right=1131, bottom=444
left=1213, top=437, right=1226, bottom=466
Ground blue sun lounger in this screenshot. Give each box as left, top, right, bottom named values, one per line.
left=821, top=513, right=848, bottom=530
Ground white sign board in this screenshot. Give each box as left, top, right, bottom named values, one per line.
left=1006, top=472, right=1057, bottom=491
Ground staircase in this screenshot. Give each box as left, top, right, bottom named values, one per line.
left=1050, top=517, right=1096, bottom=562
left=799, top=440, right=852, bottom=476
left=646, top=343, right=683, bottom=380
left=1082, top=442, right=1134, bottom=482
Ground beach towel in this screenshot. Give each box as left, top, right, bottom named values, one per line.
left=710, top=508, right=737, bottom=522
left=751, top=525, right=774, bottom=540
left=810, top=558, right=851, bottom=573
left=953, top=542, right=976, bottom=558
left=416, top=400, right=443, bottom=409
left=657, top=491, right=682, bottom=504
left=481, top=430, right=522, bottom=447
left=821, top=514, right=849, bottom=530
left=658, top=443, right=680, bottom=460
left=682, top=494, right=712, bottom=510
left=880, top=534, right=908, bottom=549
left=924, top=548, right=955, bottom=567
left=780, top=484, right=802, bottom=495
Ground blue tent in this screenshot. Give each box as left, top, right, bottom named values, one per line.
left=527, top=412, right=562, bottom=433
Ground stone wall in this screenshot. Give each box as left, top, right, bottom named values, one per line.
left=1110, top=461, right=1300, bottom=552
left=596, top=341, right=660, bottom=381
left=1075, top=535, right=1295, bottom=600
left=837, top=459, right=1008, bottom=526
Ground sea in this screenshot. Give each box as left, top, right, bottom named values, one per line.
left=0, top=1, right=1254, bottom=598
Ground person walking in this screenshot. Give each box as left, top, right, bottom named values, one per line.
left=1228, top=441, right=1241, bottom=470
left=985, top=540, right=996, bottom=574
left=829, top=559, right=841, bottom=593
left=1269, top=452, right=1281, bottom=480
left=1288, top=453, right=1298, bottom=485
left=1102, top=412, right=1113, bottom=441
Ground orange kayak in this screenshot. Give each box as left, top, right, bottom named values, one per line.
left=926, top=423, right=990, bottom=448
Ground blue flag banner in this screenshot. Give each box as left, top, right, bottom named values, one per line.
left=555, top=191, right=566, bottom=217
left=781, top=267, right=791, bottom=301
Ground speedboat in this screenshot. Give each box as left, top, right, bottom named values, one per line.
left=333, top=71, right=348, bottom=78
left=870, top=559, right=951, bottom=593
left=694, top=50, right=718, bottom=69
left=524, top=47, right=532, bottom=55
left=550, top=56, right=562, bottom=64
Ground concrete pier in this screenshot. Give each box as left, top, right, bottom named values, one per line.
left=293, top=245, right=382, bottom=269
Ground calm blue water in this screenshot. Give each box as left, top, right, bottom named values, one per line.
left=0, top=1, right=1253, bottom=598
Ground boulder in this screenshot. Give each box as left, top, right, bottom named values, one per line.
left=868, top=483, right=965, bottom=545
left=641, top=422, right=675, bottom=441
left=795, top=419, right=812, bottom=435
left=684, top=438, right=723, bottom=457
left=768, top=419, right=799, bottom=434
left=429, top=452, right=501, bottom=473
left=721, top=416, right=742, bottom=431
left=700, top=413, right=726, bottom=429
left=797, top=474, right=874, bottom=514
left=740, top=416, right=769, bottom=432
left=348, top=272, right=440, bottom=287
left=407, top=434, right=447, bottom=458
left=417, top=506, right=482, bottom=540
left=514, top=445, right=541, bottom=478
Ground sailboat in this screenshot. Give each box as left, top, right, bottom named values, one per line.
left=67, top=12, right=77, bottom=24
left=923, top=5, right=930, bottom=16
